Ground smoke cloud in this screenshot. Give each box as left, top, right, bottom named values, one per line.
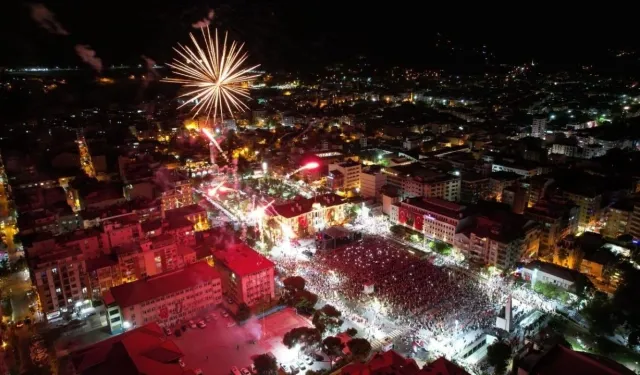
left=75, top=45, right=103, bottom=72
left=191, top=9, right=214, bottom=29
left=29, top=3, right=69, bottom=35
left=141, top=55, right=160, bottom=79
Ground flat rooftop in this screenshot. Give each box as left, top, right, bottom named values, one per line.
left=212, top=243, right=274, bottom=277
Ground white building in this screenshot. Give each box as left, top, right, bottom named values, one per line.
left=532, top=118, right=547, bottom=139
left=360, top=167, right=386, bottom=200
left=492, top=162, right=545, bottom=178
left=104, top=261, right=222, bottom=332
left=329, top=161, right=361, bottom=190
left=520, top=260, right=581, bottom=290
left=31, top=247, right=90, bottom=320
left=389, top=197, right=466, bottom=244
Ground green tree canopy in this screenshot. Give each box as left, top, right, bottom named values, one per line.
left=486, top=340, right=511, bottom=375
left=312, top=304, right=343, bottom=333
left=347, top=338, right=372, bottom=362
left=253, top=354, right=278, bottom=375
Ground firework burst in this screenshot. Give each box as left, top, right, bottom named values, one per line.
left=164, top=26, right=260, bottom=122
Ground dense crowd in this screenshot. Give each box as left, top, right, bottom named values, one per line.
left=276, top=235, right=503, bottom=342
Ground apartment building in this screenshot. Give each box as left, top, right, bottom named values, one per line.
left=360, top=166, right=386, bottom=200
left=30, top=247, right=90, bottom=320
left=212, top=243, right=275, bottom=307
left=104, top=261, right=222, bottom=332
left=329, top=160, right=361, bottom=190
left=455, top=212, right=540, bottom=270
left=390, top=197, right=466, bottom=244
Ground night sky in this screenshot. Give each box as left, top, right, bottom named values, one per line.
left=0, top=1, right=637, bottom=70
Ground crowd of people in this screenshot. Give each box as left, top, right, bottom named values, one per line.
left=316, top=237, right=499, bottom=336
left=275, top=235, right=508, bottom=352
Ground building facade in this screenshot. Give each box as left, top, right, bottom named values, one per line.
left=212, top=243, right=275, bottom=307
left=390, top=197, right=466, bottom=245
left=105, top=261, right=222, bottom=332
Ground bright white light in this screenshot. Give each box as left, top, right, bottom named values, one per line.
left=123, top=321, right=132, bottom=329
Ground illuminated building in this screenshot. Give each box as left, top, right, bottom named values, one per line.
left=491, top=161, right=547, bottom=178
left=212, top=243, right=275, bottom=307
left=328, top=160, right=361, bottom=190
left=531, top=118, right=547, bottom=139
left=76, top=129, right=96, bottom=178
left=455, top=209, right=540, bottom=270
left=383, top=165, right=460, bottom=201
left=390, top=197, right=466, bottom=244
left=164, top=203, right=209, bottom=233
left=488, top=172, right=520, bottom=202
left=266, top=194, right=348, bottom=236
left=520, top=260, right=581, bottom=290
left=524, top=200, right=578, bottom=258
left=561, top=188, right=601, bottom=232
left=360, top=166, right=385, bottom=201
left=626, top=199, right=640, bottom=240
left=160, top=180, right=194, bottom=214
left=29, top=246, right=90, bottom=320
left=104, top=262, right=221, bottom=332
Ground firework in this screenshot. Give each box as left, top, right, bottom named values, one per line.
left=164, top=26, right=260, bottom=123
left=285, top=162, right=320, bottom=179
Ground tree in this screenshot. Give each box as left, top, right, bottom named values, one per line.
left=237, top=303, right=251, bottom=321
left=290, top=290, right=318, bottom=309
left=283, top=276, right=307, bottom=293
left=313, top=304, right=343, bottom=334
left=254, top=354, right=278, bottom=375
left=283, top=327, right=322, bottom=350
left=389, top=225, right=405, bottom=237
left=486, top=340, right=511, bottom=375
left=347, top=338, right=372, bottom=362
left=582, top=292, right=617, bottom=336
left=346, top=328, right=358, bottom=337
left=322, top=336, right=344, bottom=370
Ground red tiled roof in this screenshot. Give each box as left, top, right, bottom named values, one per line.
left=269, top=194, right=345, bottom=219
left=70, top=323, right=191, bottom=375
left=108, top=262, right=220, bottom=308
left=418, top=357, right=470, bottom=375
left=341, top=350, right=419, bottom=375
left=212, top=243, right=274, bottom=277
left=400, top=197, right=466, bottom=219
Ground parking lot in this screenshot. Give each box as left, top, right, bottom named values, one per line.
left=174, top=307, right=331, bottom=375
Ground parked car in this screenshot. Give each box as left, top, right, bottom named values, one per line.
left=240, top=368, right=251, bottom=375
left=188, top=320, right=197, bottom=329
left=226, top=322, right=236, bottom=328
left=163, top=327, right=172, bottom=336
left=222, top=311, right=229, bottom=318
left=289, top=364, right=299, bottom=374
left=197, top=321, right=206, bottom=328
left=230, top=366, right=241, bottom=375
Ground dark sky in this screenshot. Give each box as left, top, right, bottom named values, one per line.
left=1, top=1, right=637, bottom=70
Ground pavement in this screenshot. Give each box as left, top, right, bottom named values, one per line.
left=0, top=269, right=35, bottom=322
left=175, top=307, right=331, bottom=375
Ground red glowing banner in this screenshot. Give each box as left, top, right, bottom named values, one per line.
left=414, top=214, right=424, bottom=231
left=298, top=215, right=307, bottom=228
left=399, top=207, right=408, bottom=224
